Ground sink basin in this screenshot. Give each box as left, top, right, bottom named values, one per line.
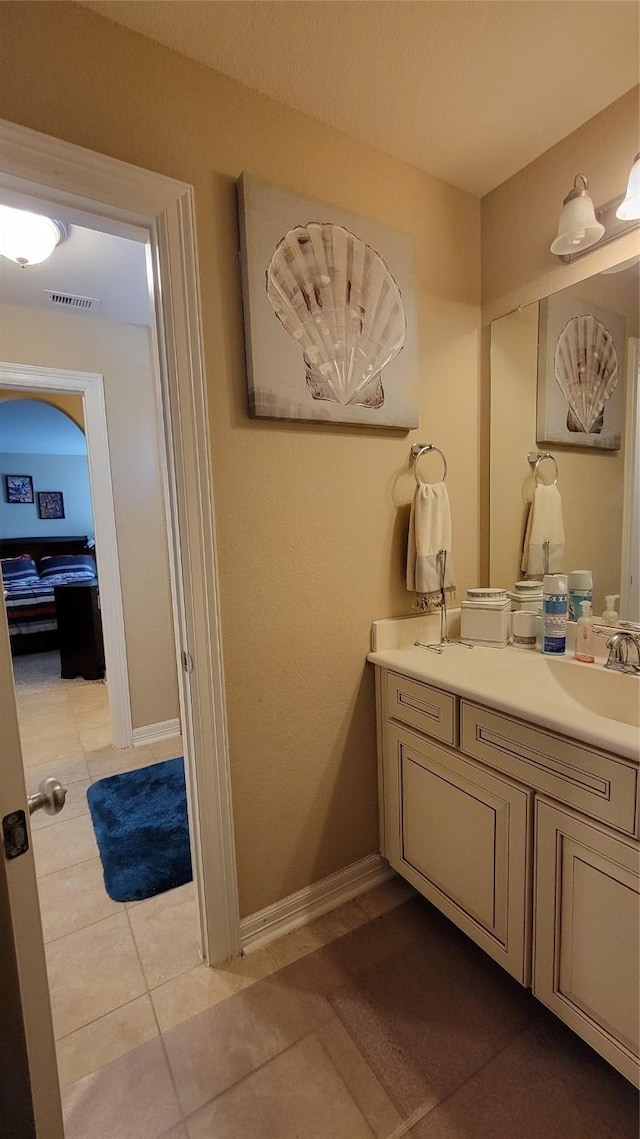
left=545, top=658, right=640, bottom=728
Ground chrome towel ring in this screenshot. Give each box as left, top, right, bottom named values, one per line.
left=528, top=450, right=559, bottom=486
left=411, top=442, right=448, bottom=485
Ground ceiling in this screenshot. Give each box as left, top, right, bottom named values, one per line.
left=81, top=0, right=639, bottom=196
left=0, top=218, right=151, bottom=326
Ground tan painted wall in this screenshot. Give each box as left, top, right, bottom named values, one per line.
left=0, top=302, right=179, bottom=732
left=0, top=389, right=85, bottom=430
left=480, top=86, right=640, bottom=593
left=0, top=1, right=481, bottom=916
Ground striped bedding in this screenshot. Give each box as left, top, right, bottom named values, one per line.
left=2, top=553, right=98, bottom=639
left=4, top=579, right=58, bottom=636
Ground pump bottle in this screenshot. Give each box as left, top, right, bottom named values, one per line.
left=602, top=596, right=619, bottom=626
left=574, top=601, right=595, bottom=663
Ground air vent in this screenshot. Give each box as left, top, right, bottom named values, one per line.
left=44, top=290, right=101, bottom=312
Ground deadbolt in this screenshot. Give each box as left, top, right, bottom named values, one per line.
left=27, top=777, right=67, bottom=817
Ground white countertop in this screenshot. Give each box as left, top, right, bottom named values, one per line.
left=367, top=613, right=639, bottom=762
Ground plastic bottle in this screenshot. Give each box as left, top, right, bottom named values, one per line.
left=542, top=574, right=568, bottom=655
left=568, top=570, right=593, bottom=623
left=574, top=600, right=595, bottom=663
left=602, top=595, right=619, bottom=626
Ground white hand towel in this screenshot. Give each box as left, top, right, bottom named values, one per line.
left=521, top=483, right=565, bottom=576
left=406, top=481, right=456, bottom=609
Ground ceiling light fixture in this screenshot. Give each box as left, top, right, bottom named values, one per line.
left=616, top=153, right=640, bottom=221
left=0, top=205, right=69, bottom=268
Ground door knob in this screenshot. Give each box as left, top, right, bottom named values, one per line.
left=27, top=777, right=67, bottom=817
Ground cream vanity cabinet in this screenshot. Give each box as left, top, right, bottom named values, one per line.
left=375, top=666, right=640, bottom=1086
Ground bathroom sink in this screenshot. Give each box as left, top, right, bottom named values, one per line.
left=545, top=658, right=640, bottom=728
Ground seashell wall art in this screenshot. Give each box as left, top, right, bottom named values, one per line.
left=238, top=174, right=418, bottom=428
left=536, top=292, right=624, bottom=450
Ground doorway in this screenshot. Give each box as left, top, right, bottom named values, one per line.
left=0, top=118, right=241, bottom=1136
left=0, top=232, right=197, bottom=1091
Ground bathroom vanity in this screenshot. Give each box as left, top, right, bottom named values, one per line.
left=368, top=613, right=639, bottom=1086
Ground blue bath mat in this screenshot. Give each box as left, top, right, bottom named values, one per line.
left=87, top=757, right=193, bottom=903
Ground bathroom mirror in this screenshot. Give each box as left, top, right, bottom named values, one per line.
left=489, top=255, right=639, bottom=620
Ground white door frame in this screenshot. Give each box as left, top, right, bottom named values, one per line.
left=0, top=362, right=133, bottom=749
left=0, top=119, right=241, bottom=968
left=620, top=337, right=640, bottom=622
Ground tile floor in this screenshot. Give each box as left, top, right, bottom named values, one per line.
left=16, top=655, right=639, bottom=1138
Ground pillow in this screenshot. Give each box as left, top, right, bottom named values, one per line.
left=38, top=571, right=97, bottom=587
left=38, top=554, right=97, bottom=580
left=1, top=554, right=38, bottom=586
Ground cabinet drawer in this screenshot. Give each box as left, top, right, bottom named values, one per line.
left=385, top=671, right=457, bottom=746
left=461, top=702, right=638, bottom=837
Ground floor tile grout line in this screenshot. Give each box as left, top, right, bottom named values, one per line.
left=55, top=990, right=158, bottom=1047
left=42, top=899, right=127, bottom=947
left=178, top=1012, right=336, bottom=1128
left=158, top=1028, right=188, bottom=1125
left=313, top=1024, right=395, bottom=1139
left=383, top=1012, right=545, bottom=1139
left=35, top=849, right=100, bottom=882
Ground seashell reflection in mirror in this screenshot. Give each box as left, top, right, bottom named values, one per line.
left=554, top=313, right=619, bottom=435
left=266, top=222, right=406, bottom=408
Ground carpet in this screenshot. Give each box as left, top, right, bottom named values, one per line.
left=87, top=757, right=193, bottom=902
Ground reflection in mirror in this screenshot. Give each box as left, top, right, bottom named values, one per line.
left=490, top=256, right=639, bottom=621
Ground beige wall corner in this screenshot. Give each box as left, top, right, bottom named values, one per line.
left=481, top=86, right=640, bottom=324
left=0, top=0, right=481, bottom=916
left=0, top=303, right=179, bottom=731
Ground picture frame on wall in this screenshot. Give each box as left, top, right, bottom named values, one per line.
left=5, top=474, right=34, bottom=503
left=37, top=491, right=65, bottom=520
left=238, top=173, right=418, bottom=429
left=536, top=293, right=623, bottom=451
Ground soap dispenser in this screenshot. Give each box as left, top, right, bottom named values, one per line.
left=602, top=596, right=619, bottom=626
left=574, top=601, right=595, bottom=663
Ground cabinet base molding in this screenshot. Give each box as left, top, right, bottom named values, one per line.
left=132, top=718, right=181, bottom=746
left=240, top=853, right=394, bottom=953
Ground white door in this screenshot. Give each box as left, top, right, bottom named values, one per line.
left=0, top=600, right=64, bottom=1137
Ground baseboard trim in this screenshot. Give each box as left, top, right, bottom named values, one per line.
left=240, top=853, right=394, bottom=954
left=132, top=718, right=181, bottom=746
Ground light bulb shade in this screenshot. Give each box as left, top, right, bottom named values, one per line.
left=550, top=178, right=604, bottom=256
left=616, top=154, right=640, bottom=221
left=0, top=206, right=66, bottom=267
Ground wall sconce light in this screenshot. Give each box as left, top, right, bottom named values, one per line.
left=616, top=153, right=640, bottom=221
left=551, top=169, right=640, bottom=264
left=0, top=205, right=69, bottom=268
left=550, top=175, right=604, bottom=258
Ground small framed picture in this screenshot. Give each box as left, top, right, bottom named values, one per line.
left=5, top=474, right=34, bottom=503
left=37, top=491, right=65, bottom=520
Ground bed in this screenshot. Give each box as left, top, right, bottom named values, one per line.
left=0, top=536, right=97, bottom=656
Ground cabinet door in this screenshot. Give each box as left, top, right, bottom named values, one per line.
left=534, top=800, right=640, bottom=1087
left=386, top=724, right=532, bottom=983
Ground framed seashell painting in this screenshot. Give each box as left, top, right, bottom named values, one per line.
left=238, top=174, right=418, bottom=428
left=537, top=291, right=624, bottom=450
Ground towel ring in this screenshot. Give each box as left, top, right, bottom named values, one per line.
left=528, top=451, right=559, bottom=486
left=411, top=442, right=448, bottom=485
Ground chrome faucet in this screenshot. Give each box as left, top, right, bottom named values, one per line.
left=604, top=631, right=640, bottom=676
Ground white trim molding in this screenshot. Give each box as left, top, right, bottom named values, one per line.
left=0, top=362, right=133, bottom=749
left=0, top=117, right=241, bottom=965
left=240, top=854, right=394, bottom=954
left=132, top=718, right=181, bottom=747
left=620, top=337, right=640, bottom=623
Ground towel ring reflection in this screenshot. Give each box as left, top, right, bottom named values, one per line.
left=411, top=442, right=448, bottom=485
left=528, top=450, right=559, bottom=486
